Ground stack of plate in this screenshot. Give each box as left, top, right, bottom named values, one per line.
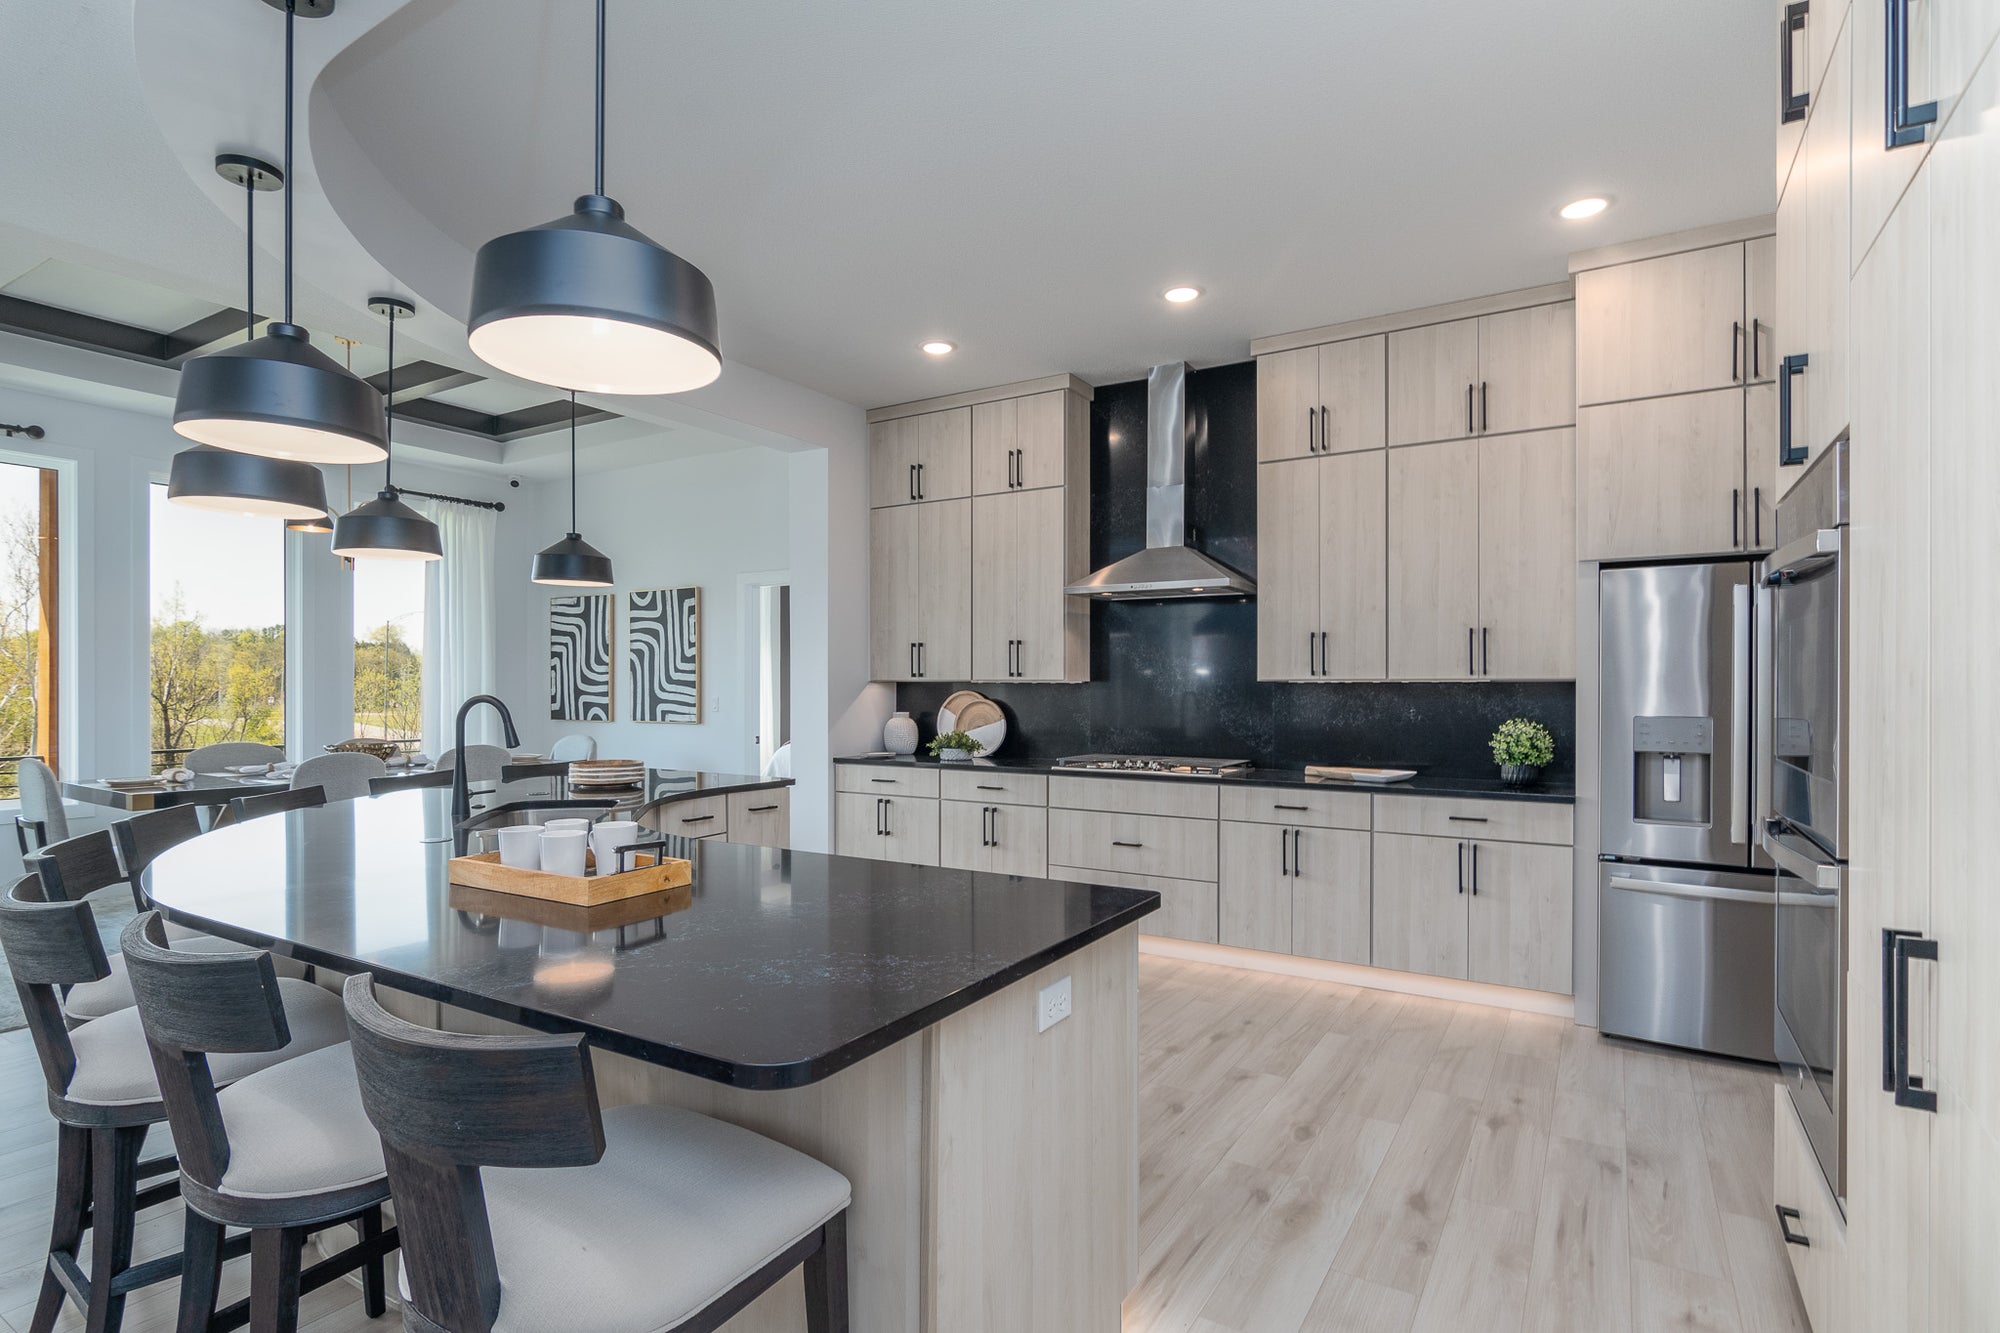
left=937, top=691, right=1008, bottom=756
left=569, top=759, right=646, bottom=789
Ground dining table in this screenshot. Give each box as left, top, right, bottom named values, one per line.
left=62, top=763, right=448, bottom=812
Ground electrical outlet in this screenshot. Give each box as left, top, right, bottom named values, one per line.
left=1037, top=975, right=1073, bottom=1033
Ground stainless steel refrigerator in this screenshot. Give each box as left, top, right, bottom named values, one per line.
left=1598, top=560, right=1778, bottom=1063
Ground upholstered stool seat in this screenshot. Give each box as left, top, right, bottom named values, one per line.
left=60, top=929, right=251, bottom=1022
left=213, top=1042, right=387, bottom=1202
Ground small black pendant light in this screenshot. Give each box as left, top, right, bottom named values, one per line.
left=330, top=298, right=443, bottom=562
left=531, top=392, right=615, bottom=586
left=467, top=0, right=720, bottom=396
left=172, top=0, right=387, bottom=464
left=168, top=152, right=330, bottom=522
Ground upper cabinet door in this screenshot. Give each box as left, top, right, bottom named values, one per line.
left=969, top=492, right=1017, bottom=681
left=1476, top=303, right=1576, bottom=434
left=1318, top=336, right=1388, bottom=453
left=1388, top=317, right=1481, bottom=445
left=1577, top=387, right=1749, bottom=562
left=1256, top=457, right=1322, bottom=681
left=970, top=397, right=1017, bottom=495
left=1477, top=428, right=1576, bottom=681
left=916, top=499, right=972, bottom=680
left=1746, top=235, right=1777, bottom=384
left=1319, top=450, right=1388, bottom=680
left=1387, top=439, right=1482, bottom=679
left=905, top=407, right=971, bottom=502
left=973, top=392, right=1067, bottom=493
left=1575, top=243, right=1748, bottom=405
left=1803, top=26, right=1853, bottom=473
left=869, top=417, right=915, bottom=509
left=1009, top=487, right=1072, bottom=681
left=1256, top=347, right=1320, bottom=462
left=870, top=503, right=922, bottom=679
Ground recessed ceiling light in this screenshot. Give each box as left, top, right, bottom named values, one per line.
left=1163, top=286, right=1202, bottom=303
left=920, top=340, right=955, bottom=356
left=1560, top=196, right=1610, bottom=220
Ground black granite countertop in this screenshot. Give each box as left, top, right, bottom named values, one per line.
left=143, top=789, right=1158, bottom=1090
left=834, top=754, right=1574, bottom=804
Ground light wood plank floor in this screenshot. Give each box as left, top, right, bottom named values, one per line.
left=0, top=957, right=1807, bottom=1333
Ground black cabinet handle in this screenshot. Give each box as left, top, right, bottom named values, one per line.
left=871, top=777, right=896, bottom=784
left=1112, top=840, right=1143, bottom=848
left=909, top=643, right=917, bottom=677
left=1306, top=405, right=1318, bottom=453
left=679, top=814, right=715, bottom=824
left=1886, top=0, right=1938, bottom=149
left=1279, top=826, right=1289, bottom=877
left=1291, top=827, right=1302, bottom=878
left=1781, top=2, right=1810, bottom=124
left=882, top=799, right=893, bottom=837
left=1884, top=928, right=1940, bottom=1112
left=1468, top=626, right=1476, bottom=677
left=746, top=804, right=778, bottom=813
left=1307, top=631, right=1317, bottom=678
left=1732, top=320, right=1742, bottom=382
left=1273, top=803, right=1309, bottom=811
left=908, top=463, right=918, bottom=502
left=1751, top=317, right=1764, bottom=379
left=876, top=797, right=886, bottom=835
left=917, top=642, right=926, bottom=677
left=1457, top=841, right=1466, bottom=894
left=1471, top=843, right=1479, bottom=896
left=1733, top=488, right=1742, bottom=549
left=976, top=784, right=1005, bottom=791
left=1319, top=404, right=1329, bottom=452
left=1779, top=353, right=1810, bottom=466
left=1465, top=383, right=1474, bottom=435
left=1447, top=815, right=1489, bottom=823
left=1481, top=627, right=1489, bottom=677
left=1754, top=488, right=1764, bottom=548
left=1776, top=1204, right=1811, bottom=1247
left=917, top=462, right=926, bottom=500
left=1319, top=631, right=1328, bottom=677
left=1479, top=381, right=1488, bottom=433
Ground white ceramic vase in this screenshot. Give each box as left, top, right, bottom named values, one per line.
left=884, top=711, right=919, bottom=755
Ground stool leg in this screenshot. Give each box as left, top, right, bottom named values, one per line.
left=249, top=1226, right=306, bottom=1333
left=27, top=1123, right=90, bottom=1333
left=84, top=1125, right=144, bottom=1333
left=803, top=1210, right=849, bottom=1333
left=176, top=1210, right=226, bottom=1333
left=358, top=1204, right=387, bottom=1318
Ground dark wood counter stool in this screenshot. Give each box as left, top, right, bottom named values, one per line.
left=121, top=913, right=399, bottom=1333
left=342, top=972, right=854, bottom=1333
left=0, top=881, right=351, bottom=1333
left=225, top=783, right=327, bottom=825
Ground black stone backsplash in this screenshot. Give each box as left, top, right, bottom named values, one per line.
left=897, top=360, right=1576, bottom=782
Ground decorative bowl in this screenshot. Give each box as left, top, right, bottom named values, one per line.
left=328, top=739, right=401, bottom=762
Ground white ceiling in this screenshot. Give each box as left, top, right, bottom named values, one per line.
left=319, top=0, right=1777, bottom=408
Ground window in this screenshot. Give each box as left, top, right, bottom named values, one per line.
left=0, top=460, right=58, bottom=792
left=352, top=559, right=424, bottom=749
left=147, top=483, right=286, bottom=765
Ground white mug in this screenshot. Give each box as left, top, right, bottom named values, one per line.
left=542, top=818, right=593, bottom=836
left=540, top=829, right=589, bottom=878
left=497, top=825, right=542, bottom=870
left=590, top=821, right=642, bottom=876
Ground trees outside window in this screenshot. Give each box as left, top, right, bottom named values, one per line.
left=0, top=461, right=58, bottom=793
left=352, top=558, right=424, bottom=746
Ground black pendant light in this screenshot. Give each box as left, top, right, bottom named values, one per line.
left=172, top=0, right=387, bottom=464
left=168, top=153, right=330, bottom=522
left=532, top=392, right=615, bottom=587
left=467, top=0, right=720, bottom=396
left=331, top=298, right=443, bottom=562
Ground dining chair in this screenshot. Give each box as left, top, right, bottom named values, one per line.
left=550, top=734, right=596, bottom=763
left=14, top=757, right=68, bottom=857
left=228, top=784, right=327, bottom=824
left=440, top=743, right=513, bottom=813
left=371, top=767, right=452, bottom=794
left=343, top=972, right=852, bottom=1333
left=0, top=880, right=351, bottom=1333
left=122, top=914, right=399, bottom=1333
left=289, top=752, right=387, bottom=801
left=183, top=741, right=286, bottom=773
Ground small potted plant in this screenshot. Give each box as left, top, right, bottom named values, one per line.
left=927, top=730, right=986, bottom=764
left=1490, top=717, right=1555, bottom=787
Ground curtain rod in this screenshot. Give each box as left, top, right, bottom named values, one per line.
left=395, top=486, right=505, bottom=513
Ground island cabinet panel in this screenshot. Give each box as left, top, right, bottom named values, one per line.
left=1217, top=784, right=1371, bottom=830
left=939, top=799, right=1047, bottom=878
left=1388, top=316, right=1482, bottom=445
left=1476, top=427, right=1577, bottom=680
left=836, top=764, right=940, bottom=798
left=939, top=769, right=1046, bottom=806
left=655, top=794, right=728, bottom=840
left=726, top=788, right=790, bottom=848
left=1047, top=809, right=1217, bottom=883
left=1289, top=826, right=1374, bottom=966
left=1465, top=840, right=1572, bottom=993
left=1048, top=863, right=1218, bottom=944
left=1218, top=820, right=1294, bottom=953
left=1576, top=387, right=1750, bottom=562
left=1574, top=242, right=1747, bottom=405
left=1387, top=438, right=1482, bottom=679
left=1370, top=832, right=1470, bottom=980
left=835, top=791, right=938, bottom=865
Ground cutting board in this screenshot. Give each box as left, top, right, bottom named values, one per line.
left=1304, top=765, right=1418, bottom=784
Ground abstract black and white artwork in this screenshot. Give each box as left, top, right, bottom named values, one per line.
left=628, top=586, right=701, bottom=723
left=548, top=594, right=612, bottom=721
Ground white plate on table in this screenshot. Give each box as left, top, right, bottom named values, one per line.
left=223, top=764, right=271, bottom=775
left=102, top=777, right=167, bottom=790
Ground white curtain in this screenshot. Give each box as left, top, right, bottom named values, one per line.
left=416, top=499, right=501, bottom=755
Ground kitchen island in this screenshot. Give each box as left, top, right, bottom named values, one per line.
left=142, top=788, right=1155, bottom=1332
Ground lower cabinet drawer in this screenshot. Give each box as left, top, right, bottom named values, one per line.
left=835, top=764, right=940, bottom=798
left=1773, top=1084, right=1846, bottom=1331
left=939, top=769, right=1048, bottom=807
left=654, top=795, right=728, bottom=838
left=835, top=792, right=939, bottom=865
left=1047, top=863, right=1217, bottom=944
left=1372, top=795, right=1573, bottom=846
left=1047, top=808, right=1218, bottom=882
left=1218, top=784, right=1371, bottom=831
left=726, top=788, right=790, bottom=848
left=939, top=799, right=1047, bottom=878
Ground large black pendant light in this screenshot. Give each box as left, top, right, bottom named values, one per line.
left=331, top=298, right=443, bottom=562
left=172, top=0, right=387, bottom=464
left=168, top=153, right=330, bottom=522
left=467, top=0, right=720, bottom=396
left=531, top=392, right=615, bottom=587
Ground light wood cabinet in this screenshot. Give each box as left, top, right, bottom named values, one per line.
left=1255, top=456, right=1322, bottom=681
left=1048, top=862, right=1218, bottom=944
left=1387, top=439, right=1481, bottom=678
left=870, top=499, right=971, bottom=682
left=1219, top=820, right=1294, bottom=954
left=1372, top=794, right=1574, bottom=845
left=1851, top=0, right=1932, bottom=269
left=870, top=503, right=921, bottom=680
left=656, top=795, right=728, bottom=839
left=1255, top=337, right=1387, bottom=462
left=1577, top=387, right=1751, bottom=561
left=1478, top=428, right=1577, bottom=679
left=870, top=407, right=971, bottom=508
left=1464, top=840, right=1572, bottom=993
left=972, top=390, right=1065, bottom=494
left=1289, top=826, right=1372, bottom=966
left=1256, top=450, right=1387, bottom=681
left=1217, top=784, right=1370, bottom=830
left=835, top=790, right=939, bottom=865
left=1388, top=317, right=1481, bottom=445
left=836, top=764, right=939, bottom=798
left=940, top=799, right=1047, bottom=878
left=1791, top=21, right=1853, bottom=498
left=1748, top=233, right=1778, bottom=384
left=1370, top=832, right=1468, bottom=980
left=1475, top=302, right=1576, bottom=434
left=972, top=487, right=1082, bottom=682
left=726, top=788, right=790, bottom=848
left=1575, top=243, right=1748, bottom=405
left=1047, top=808, right=1218, bottom=883
left=939, top=769, right=1046, bottom=806
left=1773, top=1085, right=1849, bottom=1333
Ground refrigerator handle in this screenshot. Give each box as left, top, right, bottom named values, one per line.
left=1730, top=581, right=1752, bottom=848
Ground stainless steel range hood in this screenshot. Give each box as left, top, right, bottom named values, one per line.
left=1064, top=362, right=1256, bottom=601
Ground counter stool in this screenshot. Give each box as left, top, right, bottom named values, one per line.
left=342, top=972, right=853, bottom=1333
left=121, top=913, right=399, bottom=1333
left=226, top=783, right=327, bottom=824
left=0, top=882, right=350, bottom=1333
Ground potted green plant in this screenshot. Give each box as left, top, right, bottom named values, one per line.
left=927, top=730, right=986, bottom=764
left=1489, top=717, right=1555, bottom=787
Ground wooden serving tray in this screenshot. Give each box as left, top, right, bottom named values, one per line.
left=447, top=850, right=692, bottom=907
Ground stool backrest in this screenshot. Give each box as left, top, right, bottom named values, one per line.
left=371, top=768, right=451, bottom=795
left=227, top=784, right=326, bottom=825
left=15, top=757, right=68, bottom=848
left=290, top=753, right=386, bottom=801
left=110, top=804, right=203, bottom=889
left=119, top=912, right=289, bottom=1189
left=0, top=873, right=104, bottom=1098
left=184, top=741, right=285, bottom=772
left=28, top=828, right=136, bottom=909
left=343, top=973, right=606, bottom=1332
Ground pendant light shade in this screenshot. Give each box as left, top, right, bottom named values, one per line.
left=331, top=296, right=442, bottom=561
left=467, top=0, right=719, bottom=395
left=533, top=390, right=615, bottom=587
left=285, top=509, right=335, bottom=534
left=168, top=444, right=329, bottom=521
left=172, top=1, right=386, bottom=463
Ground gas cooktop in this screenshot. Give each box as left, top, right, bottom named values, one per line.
left=1052, top=754, right=1252, bottom=777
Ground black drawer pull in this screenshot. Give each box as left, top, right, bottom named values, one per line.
left=1447, top=815, right=1489, bottom=823
left=1273, top=804, right=1309, bottom=811
left=870, top=778, right=897, bottom=784
left=1775, top=1204, right=1810, bottom=1247
left=680, top=814, right=716, bottom=824
left=976, top=784, right=1006, bottom=791
left=746, top=804, right=778, bottom=813
left=1111, top=840, right=1143, bottom=848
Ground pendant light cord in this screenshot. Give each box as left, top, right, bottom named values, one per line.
left=244, top=170, right=256, bottom=340
left=593, top=0, right=607, bottom=196
left=283, top=0, right=296, bottom=325
left=569, top=390, right=580, bottom=535
left=383, top=308, right=396, bottom=493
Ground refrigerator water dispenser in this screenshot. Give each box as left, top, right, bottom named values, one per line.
left=1632, top=716, right=1713, bottom=826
